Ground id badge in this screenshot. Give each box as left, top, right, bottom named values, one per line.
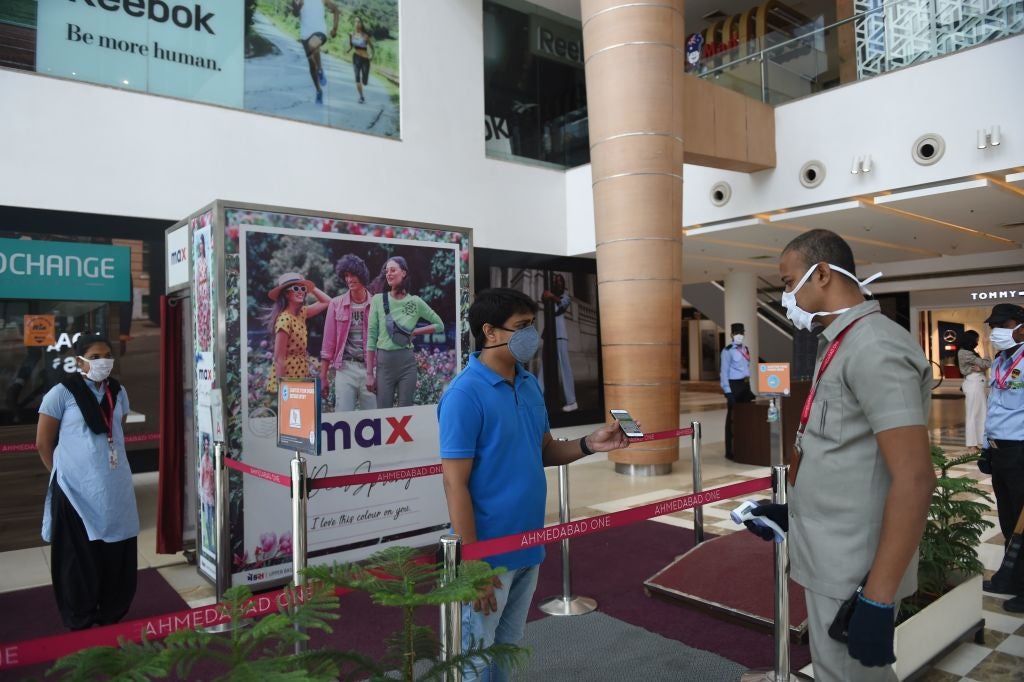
left=108, top=441, right=118, bottom=470
left=788, top=440, right=802, bottom=487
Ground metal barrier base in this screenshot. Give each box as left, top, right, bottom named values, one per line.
left=201, top=620, right=249, bottom=634
left=538, top=595, right=598, bottom=617
left=740, top=670, right=812, bottom=681
left=614, top=463, right=673, bottom=476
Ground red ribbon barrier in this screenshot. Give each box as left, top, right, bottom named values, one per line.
left=0, top=582, right=353, bottom=670
left=223, top=457, right=291, bottom=487
left=1, top=432, right=161, bottom=454
left=308, top=463, right=443, bottom=489
left=223, top=459, right=443, bottom=489
left=631, top=426, right=695, bottom=442
left=462, top=476, right=770, bottom=561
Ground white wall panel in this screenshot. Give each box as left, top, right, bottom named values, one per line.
left=0, top=1, right=567, bottom=254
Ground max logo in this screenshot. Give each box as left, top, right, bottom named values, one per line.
left=170, top=247, right=187, bottom=264
left=321, top=415, right=413, bottom=452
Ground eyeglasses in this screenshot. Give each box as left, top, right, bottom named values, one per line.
left=288, top=285, right=307, bottom=294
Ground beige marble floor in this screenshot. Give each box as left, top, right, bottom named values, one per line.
left=2, top=387, right=1021, bottom=681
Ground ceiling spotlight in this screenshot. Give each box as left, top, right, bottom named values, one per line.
left=851, top=155, right=872, bottom=175
left=978, top=126, right=1003, bottom=150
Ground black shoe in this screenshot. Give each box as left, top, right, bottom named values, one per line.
left=984, top=578, right=1022, bottom=595
left=1004, top=594, right=1024, bottom=613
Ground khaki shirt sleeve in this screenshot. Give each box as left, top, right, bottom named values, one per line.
left=844, top=331, right=929, bottom=434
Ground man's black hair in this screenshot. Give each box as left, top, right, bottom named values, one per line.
left=334, top=253, right=370, bottom=285
left=781, top=229, right=857, bottom=278
left=74, top=333, right=112, bottom=356
left=468, top=288, right=538, bottom=349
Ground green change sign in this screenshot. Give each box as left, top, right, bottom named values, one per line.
left=0, top=238, right=131, bottom=302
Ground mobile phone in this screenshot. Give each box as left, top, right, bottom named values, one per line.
left=610, top=409, right=643, bottom=438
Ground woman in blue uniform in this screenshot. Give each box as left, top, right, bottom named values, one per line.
left=35, top=333, right=138, bottom=630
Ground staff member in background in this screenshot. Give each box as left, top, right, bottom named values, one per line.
left=35, top=334, right=139, bottom=631
left=957, top=330, right=990, bottom=455
left=745, top=229, right=934, bottom=680
left=980, top=303, right=1024, bottom=612
left=721, top=322, right=754, bottom=460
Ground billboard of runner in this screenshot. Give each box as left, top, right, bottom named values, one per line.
left=12, top=1, right=399, bottom=138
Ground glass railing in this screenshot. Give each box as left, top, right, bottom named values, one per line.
left=697, top=0, right=1024, bottom=105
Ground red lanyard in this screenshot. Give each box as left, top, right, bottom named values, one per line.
left=993, top=346, right=1024, bottom=390
left=797, top=312, right=876, bottom=440
left=739, top=346, right=750, bottom=361
left=100, top=384, right=115, bottom=443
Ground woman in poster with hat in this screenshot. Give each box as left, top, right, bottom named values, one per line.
left=264, top=272, right=331, bottom=393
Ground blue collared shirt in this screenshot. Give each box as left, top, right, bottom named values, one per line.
left=39, top=380, right=139, bottom=543
left=438, top=353, right=549, bottom=570
left=720, top=344, right=751, bottom=393
left=985, top=344, right=1024, bottom=441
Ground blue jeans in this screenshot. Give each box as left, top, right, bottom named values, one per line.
left=461, top=564, right=539, bottom=682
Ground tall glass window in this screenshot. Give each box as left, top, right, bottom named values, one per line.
left=483, top=0, right=589, bottom=169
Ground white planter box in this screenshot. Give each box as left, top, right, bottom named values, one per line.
left=892, top=573, right=983, bottom=680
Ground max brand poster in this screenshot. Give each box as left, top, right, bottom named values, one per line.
left=222, top=208, right=470, bottom=586
left=36, top=0, right=244, bottom=107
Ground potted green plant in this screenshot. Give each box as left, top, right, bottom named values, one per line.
left=49, top=546, right=526, bottom=681
left=892, top=445, right=992, bottom=680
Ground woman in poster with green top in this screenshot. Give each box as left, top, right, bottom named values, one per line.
left=366, top=256, right=444, bottom=408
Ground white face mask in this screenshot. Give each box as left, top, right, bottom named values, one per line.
left=79, top=357, right=114, bottom=383
left=991, top=324, right=1022, bottom=351
left=732, top=334, right=744, bottom=345
left=781, top=263, right=882, bottom=332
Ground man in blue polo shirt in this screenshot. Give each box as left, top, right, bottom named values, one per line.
left=439, top=288, right=630, bottom=681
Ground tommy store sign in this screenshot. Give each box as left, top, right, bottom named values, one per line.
left=969, top=288, right=1024, bottom=301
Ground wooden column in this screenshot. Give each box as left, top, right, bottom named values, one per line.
left=582, top=0, right=685, bottom=474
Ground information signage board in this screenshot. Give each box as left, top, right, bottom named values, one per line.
left=757, top=362, right=791, bottom=396
left=277, top=379, right=321, bottom=456
left=0, top=237, right=130, bottom=301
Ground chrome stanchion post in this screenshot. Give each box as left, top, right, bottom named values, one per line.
left=204, top=441, right=236, bottom=634
left=771, top=464, right=791, bottom=680
left=539, top=465, right=597, bottom=616
left=214, top=442, right=230, bottom=601
left=439, top=534, right=462, bottom=682
left=741, top=399, right=808, bottom=681
left=291, top=452, right=308, bottom=655
left=691, top=421, right=704, bottom=545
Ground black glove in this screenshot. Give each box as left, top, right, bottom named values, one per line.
left=744, top=501, right=788, bottom=541
left=725, top=392, right=735, bottom=406
left=846, top=594, right=896, bottom=667
left=977, top=448, right=992, bottom=475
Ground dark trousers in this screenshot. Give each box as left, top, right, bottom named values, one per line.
left=725, top=378, right=756, bottom=457
left=992, top=440, right=1024, bottom=546
left=50, top=481, right=137, bottom=630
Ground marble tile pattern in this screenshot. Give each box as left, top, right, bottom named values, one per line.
left=2, top=395, right=1021, bottom=680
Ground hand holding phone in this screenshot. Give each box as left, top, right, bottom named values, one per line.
left=610, top=409, right=643, bottom=438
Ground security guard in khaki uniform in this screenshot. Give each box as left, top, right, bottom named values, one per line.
left=746, top=229, right=935, bottom=681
